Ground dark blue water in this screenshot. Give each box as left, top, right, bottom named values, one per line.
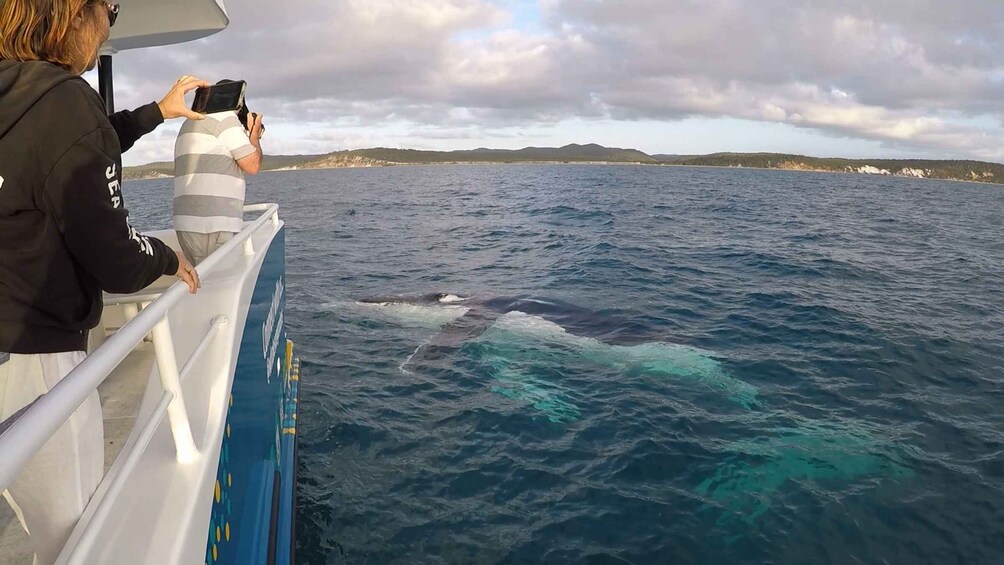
left=127, top=165, right=1004, bottom=565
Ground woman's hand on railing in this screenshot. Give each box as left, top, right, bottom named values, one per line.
left=174, top=251, right=201, bottom=294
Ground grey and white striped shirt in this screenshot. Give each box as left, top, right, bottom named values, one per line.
left=173, top=111, right=256, bottom=234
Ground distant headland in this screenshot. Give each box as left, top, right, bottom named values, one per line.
left=125, top=143, right=1004, bottom=185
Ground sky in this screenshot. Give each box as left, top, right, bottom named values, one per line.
left=87, top=0, right=1004, bottom=167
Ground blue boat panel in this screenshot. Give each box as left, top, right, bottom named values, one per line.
left=275, top=358, right=300, bottom=565
left=204, top=227, right=297, bottom=565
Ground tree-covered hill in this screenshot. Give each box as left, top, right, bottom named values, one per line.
left=124, top=146, right=1004, bottom=185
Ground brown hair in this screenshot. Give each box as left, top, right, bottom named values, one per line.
left=0, top=0, right=95, bottom=72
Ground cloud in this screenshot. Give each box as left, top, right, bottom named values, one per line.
left=104, top=0, right=1004, bottom=162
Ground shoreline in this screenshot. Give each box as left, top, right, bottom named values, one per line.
left=125, top=161, right=1004, bottom=186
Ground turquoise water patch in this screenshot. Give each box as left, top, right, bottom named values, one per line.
left=697, top=418, right=913, bottom=525
left=479, top=349, right=582, bottom=424
left=485, top=312, right=758, bottom=409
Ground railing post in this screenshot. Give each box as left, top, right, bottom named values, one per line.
left=151, top=316, right=199, bottom=463
left=271, top=211, right=280, bottom=228
left=243, top=237, right=254, bottom=256
left=141, top=301, right=153, bottom=342
left=122, top=303, right=139, bottom=322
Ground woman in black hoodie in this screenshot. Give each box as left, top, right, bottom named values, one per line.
left=0, top=1, right=204, bottom=562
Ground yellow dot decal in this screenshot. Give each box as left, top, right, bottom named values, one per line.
left=227, top=424, right=231, bottom=437
left=215, top=480, right=221, bottom=502
left=216, top=526, right=221, bottom=542
left=212, top=545, right=217, bottom=560
left=228, top=473, right=232, bottom=487
left=225, top=523, right=231, bottom=541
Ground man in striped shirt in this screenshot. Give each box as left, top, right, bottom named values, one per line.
left=173, top=91, right=263, bottom=264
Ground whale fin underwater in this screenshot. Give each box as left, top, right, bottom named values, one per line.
left=484, top=312, right=758, bottom=409
left=696, top=417, right=914, bottom=528
left=354, top=293, right=759, bottom=421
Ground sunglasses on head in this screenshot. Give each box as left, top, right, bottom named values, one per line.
left=89, top=1, right=119, bottom=28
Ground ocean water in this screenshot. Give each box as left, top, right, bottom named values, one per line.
left=126, top=165, right=1004, bottom=565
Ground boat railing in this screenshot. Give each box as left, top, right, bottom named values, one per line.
left=0, top=203, right=281, bottom=497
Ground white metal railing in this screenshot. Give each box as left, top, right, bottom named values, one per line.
left=0, top=203, right=280, bottom=493
left=62, top=314, right=228, bottom=565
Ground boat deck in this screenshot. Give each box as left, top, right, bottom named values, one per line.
left=0, top=343, right=155, bottom=564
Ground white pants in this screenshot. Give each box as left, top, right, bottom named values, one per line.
left=0, top=352, right=103, bottom=565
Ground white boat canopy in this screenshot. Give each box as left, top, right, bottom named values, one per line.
left=104, top=0, right=229, bottom=53
left=95, top=0, right=229, bottom=113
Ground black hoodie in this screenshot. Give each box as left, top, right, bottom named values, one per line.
left=0, top=60, right=179, bottom=354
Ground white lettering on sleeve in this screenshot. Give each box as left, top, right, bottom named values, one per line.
left=128, top=226, right=155, bottom=256
left=107, top=178, right=122, bottom=208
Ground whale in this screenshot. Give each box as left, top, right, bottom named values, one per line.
left=349, top=293, right=912, bottom=521
left=354, top=293, right=760, bottom=419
